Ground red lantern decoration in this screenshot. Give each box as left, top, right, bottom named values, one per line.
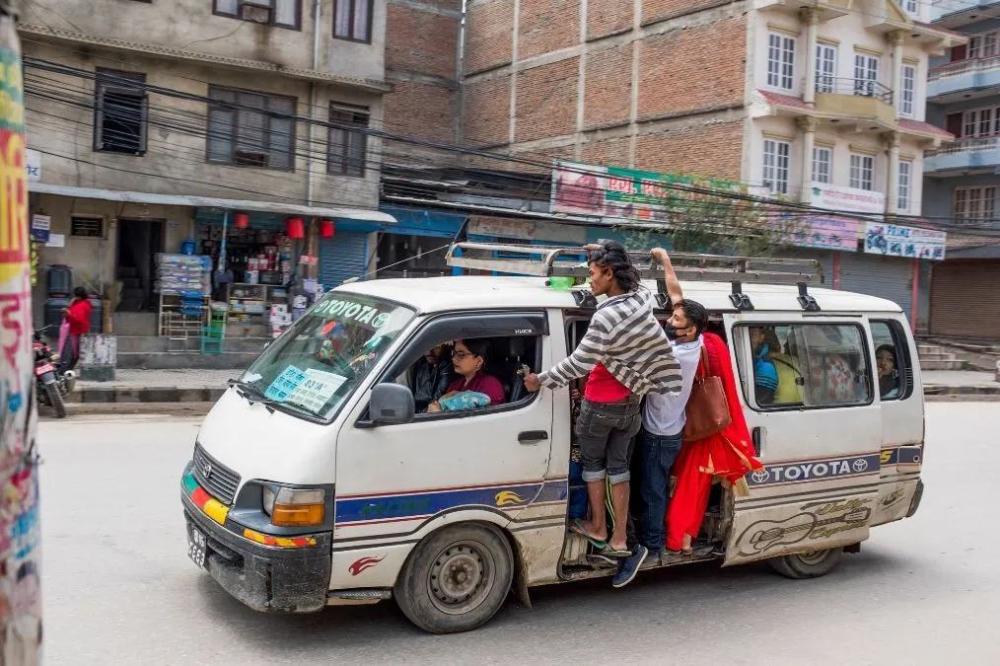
left=319, top=219, right=335, bottom=239
left=286, top=216, right=305, bottom=240
left=233, top=212, right=250, bottom=229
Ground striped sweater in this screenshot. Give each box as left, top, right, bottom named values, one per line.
left=540, top=289, right=682, bottom=396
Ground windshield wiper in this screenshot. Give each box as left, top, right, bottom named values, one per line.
left=228, top=379, right=278, bottom=412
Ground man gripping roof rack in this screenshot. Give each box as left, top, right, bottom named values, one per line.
left=523, top=240, right=683, bottom=583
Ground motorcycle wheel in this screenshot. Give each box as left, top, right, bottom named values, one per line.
left=45, top=382, right=67, bottom=418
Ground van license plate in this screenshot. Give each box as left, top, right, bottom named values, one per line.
left=187, top=524, right=207, bottom=569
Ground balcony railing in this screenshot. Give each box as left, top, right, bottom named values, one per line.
left=815, top=77, right=894, bottom=104
left=929, top=55, right=1000, bottom=81
left=926, top=135, right=1000, bottom=156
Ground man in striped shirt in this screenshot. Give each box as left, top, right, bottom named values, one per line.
left=525, top=240, right=682, bottom=565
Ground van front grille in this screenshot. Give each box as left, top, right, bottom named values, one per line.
left=192, top=443, right=240, bottom=505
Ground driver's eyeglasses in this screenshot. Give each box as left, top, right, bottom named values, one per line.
left=452, top=350, right=477, bottom=360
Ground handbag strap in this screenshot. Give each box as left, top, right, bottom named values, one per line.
left=695, top=343, right=709, bottom=381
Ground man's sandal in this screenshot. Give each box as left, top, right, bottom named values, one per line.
left=569, top=519, right=607, bottom=549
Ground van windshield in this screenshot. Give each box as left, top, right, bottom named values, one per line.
left=238, top=293, right=414, bottom=421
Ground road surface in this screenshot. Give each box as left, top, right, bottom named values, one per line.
left=39, top=404, right=998, bottom=665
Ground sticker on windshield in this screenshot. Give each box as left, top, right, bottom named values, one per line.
left=312, top=298, right=393, bottom=329
left=265, top=366, right=306, bottom=402
left=286, top=369, right=348, bottom=413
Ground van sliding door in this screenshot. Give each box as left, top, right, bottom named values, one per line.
left=722, top=314, right=882, bottom=567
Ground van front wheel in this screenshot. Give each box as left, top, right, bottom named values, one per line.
left=768, top=547, right=843, bottom=579
left=394, top=524, right=513, bottom=634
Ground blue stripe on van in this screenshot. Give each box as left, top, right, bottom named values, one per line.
left=335, top=479, right=568, bottom=525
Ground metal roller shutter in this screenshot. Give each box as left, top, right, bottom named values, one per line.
left=837, top=253, right=913, bottom=318
left=930, top=261, right=1000, bottom=339
left=319, top=232, right=368, bottom=290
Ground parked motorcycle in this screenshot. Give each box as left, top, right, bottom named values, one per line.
left=33, top=327, right=75, bottom=418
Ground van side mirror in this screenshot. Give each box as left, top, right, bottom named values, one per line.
left=369, top=383, right=415, bottom=426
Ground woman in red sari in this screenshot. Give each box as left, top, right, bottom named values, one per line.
left=666, top=330, right=763, bottom=553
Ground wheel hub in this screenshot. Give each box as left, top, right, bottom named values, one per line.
left=428, top=543, right=492, bottom=615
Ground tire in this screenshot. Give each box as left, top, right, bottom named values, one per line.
left=45, top=382, right=67, bottom=418
left=394, top=524, right=514, bottom=634
left=768, top=547, right=843, bottom=579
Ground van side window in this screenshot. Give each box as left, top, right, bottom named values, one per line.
left=871, top=320, right=912, bottom=401
left=405, top=334, right=541, bottom=419
left=743, top=323, right=872, bottom=410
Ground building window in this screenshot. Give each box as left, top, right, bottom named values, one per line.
left=333, top=0, right=372, bottom=42
left=954, top=187, right=997, bottom=222
left=763, top=139, right=791, bottom=195
left=815, top=43, right=837, bottom=93
left=853, top=53, right=879, bottom=96
left=968, top=31, right=1000, bottom=59
left=328, top=104, right=368, bottom=177
left=849, top=154, right=874, bottom=191
left=214, top=0, right=301, bottom=29
left=904, top=0, right=917, bottom=14
left=207, top=86, right=296, bottom=170
left=93, top=69, right=148, bottom=155
left=812, top=146, right=832, bottom=184
left=767, top=33, right=795, bottom=91
left=897, top=160, right=912, bottom=212
left=901, top=64, right=916, bottom=118
left=962, top=107, right=1000, bottom=138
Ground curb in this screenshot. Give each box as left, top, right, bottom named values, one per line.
left=42, top=402, right=216, bottom=418
left=70, top=387, right=227, bottom=404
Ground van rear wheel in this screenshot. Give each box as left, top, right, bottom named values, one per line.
left=394, top=524, right=513, bottom=634
left=768, top=547, right=843, bottom=579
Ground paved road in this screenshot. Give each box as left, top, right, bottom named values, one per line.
left=39, top=404, right=998, bottom=665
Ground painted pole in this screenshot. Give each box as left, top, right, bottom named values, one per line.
left=0, top=1, right=43, bottom=662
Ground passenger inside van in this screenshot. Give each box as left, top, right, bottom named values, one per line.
left=876, top=345, right=900, bottom=399
left=411, top=344, right=452, bottom=412
left=426, top=339, right=505, bottom=412
left=771, top=332, right=804, bottom=405
left=749, top=326, right=779, bottom=405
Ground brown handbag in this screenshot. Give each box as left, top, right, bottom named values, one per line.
left=682, top=346, right=732, bottom=441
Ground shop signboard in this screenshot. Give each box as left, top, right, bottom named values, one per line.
left=786, top=215, right=860, bottom=252
left=807, top=182, right=885, bottom=215
left=865, top=222, right=946, bottom=261
left=30, top=214, right=50, bottom=243
left=550, top=161, right=743, bottom=223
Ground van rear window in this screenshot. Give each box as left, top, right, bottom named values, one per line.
left=741, top=323, right=872, bottom=410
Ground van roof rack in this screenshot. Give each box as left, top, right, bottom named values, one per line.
left=445, top=241, right=823, bottom=285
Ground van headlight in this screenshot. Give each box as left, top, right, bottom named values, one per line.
left=261, top=486, right=326, bottom=527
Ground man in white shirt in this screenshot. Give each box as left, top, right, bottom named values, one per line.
left=614, top=248, right=708, bottom=586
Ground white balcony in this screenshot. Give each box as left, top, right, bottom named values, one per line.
left=928, top=55, right=1000, bottom=101
left=925, top=136, right=1000, bottom=174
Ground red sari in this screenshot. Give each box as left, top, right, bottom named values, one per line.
left=666, top=331, right=763, bottom=551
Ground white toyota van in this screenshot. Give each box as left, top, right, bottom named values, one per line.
left=181, top=244, right=924, bottom=633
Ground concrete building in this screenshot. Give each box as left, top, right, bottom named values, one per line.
left=21, top=0, right=394, bottom=349
left=923, top=0, right=1000, bottom=340
left=452, top=0, right=964, bottom=328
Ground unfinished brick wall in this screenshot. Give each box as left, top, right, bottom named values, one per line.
left=580, top=136, right=631, bottom=166
left=584, top=43, right=632, bottom=130
left=518, top=0, right=581, bottom=60
left=588, top=0, right=633, bottom=40
left=515, top=57, right=579, bottom=143
left=383, top=80, right=459, bottom=143
left=386, top=4, right=459, bottom=80
left=463, top=76, right=513, bottom=146
left=641, top=0, right=734, bottom=25
left=634, top=120, right=744, bottom=179
left=637, top=15, right=746, bottom=121
left=464, top=0, right=515, bottom=75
